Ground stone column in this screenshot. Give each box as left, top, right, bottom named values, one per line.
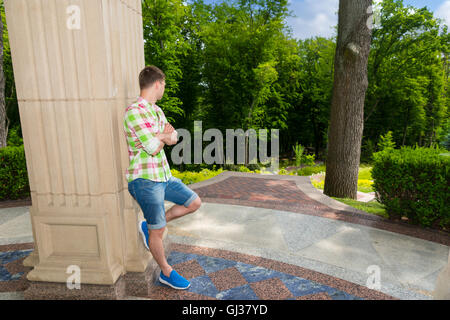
left=433, top=251, right=450, bottom=300
left=5, top=0, right=169, bottom=298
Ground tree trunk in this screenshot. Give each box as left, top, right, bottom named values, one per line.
left=324, top=0, right=373, bottom=199
left=402, top=105, right=410, bottom=146
left=245, top=98, right=256, bottom=165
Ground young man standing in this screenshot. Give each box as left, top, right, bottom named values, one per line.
left=123, top=66, right=202, bottom=290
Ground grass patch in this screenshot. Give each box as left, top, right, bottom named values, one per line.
left=296, top=165, right=326, bottom=176
left=171, top=168, right=224, bottom=185
left=331, top=197, right=388, bottom=218
left=357, top=165, right=373, bottom=180
left=309, top=165, right=374, bottom=193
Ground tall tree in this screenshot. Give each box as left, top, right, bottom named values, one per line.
left=364, top=0, right=447, bottom=149
left=141, top=0, right=188, bottom=122
left=324, top=0, right=373, bottom=199
left=295, top=37, right=335, bottom=157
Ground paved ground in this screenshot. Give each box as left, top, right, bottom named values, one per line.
left=0, top=171, right=448, bottom=300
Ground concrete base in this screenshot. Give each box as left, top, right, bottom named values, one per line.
left=23, top=228, right=172, bottom=300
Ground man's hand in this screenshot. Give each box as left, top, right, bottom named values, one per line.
left=164, top=123, right=175, bottom=133
left=135, top=140, right=143, bottom=149
left=161, top=122, right=177, bottom=145
left=158, top=131, right=178, bottom=145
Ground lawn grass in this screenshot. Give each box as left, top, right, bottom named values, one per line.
left=309, top=165, right=374, bottom=193
left=357, top=164, right=373, bottom=180
left=307, top=164, right=385, bottom=218
left=331, top=197, right=388, bottom=219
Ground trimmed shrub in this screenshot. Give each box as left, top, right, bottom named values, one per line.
left=372, top=146, right=449, bottom=229
left=0, top=145, right=30, bottom=200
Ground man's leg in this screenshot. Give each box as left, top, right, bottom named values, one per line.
left=165, top=196, right=201, bottom=223
left=148, top=226, right=173, bottom=277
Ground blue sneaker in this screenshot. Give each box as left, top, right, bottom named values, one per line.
left=159, top=269, right=191, bottom=290
left=138, top=220, right=149, bottom=250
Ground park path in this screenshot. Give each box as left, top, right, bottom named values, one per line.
left=0, top=171, right=448, bottom=300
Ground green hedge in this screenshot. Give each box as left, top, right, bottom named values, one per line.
left=372, top=146, right=449, bottom=229
left=0, top=145, right=30, bottom=200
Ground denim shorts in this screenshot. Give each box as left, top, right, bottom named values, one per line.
left=128, top=176, right=199, bottom=230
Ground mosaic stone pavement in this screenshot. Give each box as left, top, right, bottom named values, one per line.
left=150, top=250, right=365, bottom=300
left=0, top=249, right=32, bottom=281
left=0, top=244, right=33, bottom=294
left=0, top=244, right=394, bottom=300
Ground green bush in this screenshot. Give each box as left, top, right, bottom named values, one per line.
left=7, top=125, right=24, bottom=146
left=292, top=142, right=305, bottom=167
left=0, top=145, right=30, bottom=200
left=296, top=165, right=326, bottom=176
left=372, top=146, right=449, bottom=229
left=171, top=168, right=223, bottom=185
left=378, top=131, right=396, bottom=151
left=246, top=163, right=260, bottom=171
left=223, top=163, right=259, bottom=172
left=301, top=154, right=315, bottom=166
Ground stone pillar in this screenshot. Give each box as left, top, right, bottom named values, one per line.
left=433, top=251, right=450, bottom=300
left=5, top=0, right=169, bottom=298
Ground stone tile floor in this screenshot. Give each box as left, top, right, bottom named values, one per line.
left=0, top=243, right=391, bottom=300
left=145, top=246, right=387, bottom=300
left=0, top=243, right=33, bottom=294
left=0, top=249, right=32, bottom=281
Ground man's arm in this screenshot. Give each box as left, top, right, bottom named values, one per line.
left=124, top=107, right=177, bottom=156
left=124, top=107, right=164, bottom=156
left=151, top=131, right=177, bottom=155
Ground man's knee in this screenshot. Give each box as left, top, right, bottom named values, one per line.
left=187, top=196, right=201, bottom=213
left=149, top=226, right=165, bottom=237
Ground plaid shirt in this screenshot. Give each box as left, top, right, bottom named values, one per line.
left=123, top=97, right=172, bottom=182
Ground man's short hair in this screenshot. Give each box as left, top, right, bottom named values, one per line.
left=139, top=65, right=165, bottom=90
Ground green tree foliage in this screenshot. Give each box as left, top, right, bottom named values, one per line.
left=198, top=0, right=292, bottom=133
left=1, top=0, right=448, bottom=163
left=365, top=0, right=449, bottom=149
left=293, top=37, right=335, bottom=157
left=1, top=1, right=20, bottom=146
left=378, top=130, right=396, bottom=151
left=142, top=0, right=189, bottom=122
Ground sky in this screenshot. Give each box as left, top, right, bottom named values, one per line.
left=201, top=0, right=450, bottom=40
left=285, top=0, right=449, bottom=39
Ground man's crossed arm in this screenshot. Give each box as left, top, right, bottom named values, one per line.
left=146, top=123, right=178, bottom=156
left=125, top=107, right=178, bottom=156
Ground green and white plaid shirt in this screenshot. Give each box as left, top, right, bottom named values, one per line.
left=123, top=97, right=172, bottom=183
